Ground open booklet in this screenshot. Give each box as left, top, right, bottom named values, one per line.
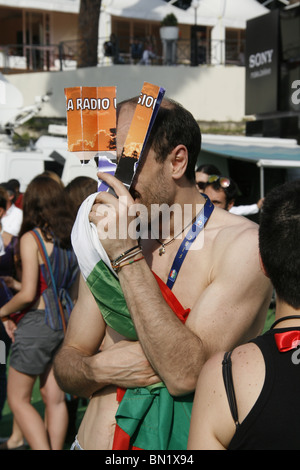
left=65, top=85, right=117, bottom=185
left=65, top=82, right=165, bottom=191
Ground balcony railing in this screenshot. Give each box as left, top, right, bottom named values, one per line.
left=0, top=37, right=245, bottom=73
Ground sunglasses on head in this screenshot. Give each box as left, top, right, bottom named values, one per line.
left=206, top=175, right=231, bottom=188
left=196, top=181, right=206, bottom=190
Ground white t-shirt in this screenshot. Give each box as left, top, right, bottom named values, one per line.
left=229, top=203, right=259, bottom=216
left=1, top=204, right=23, bottom=236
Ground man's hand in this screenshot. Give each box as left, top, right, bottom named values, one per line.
left=92, top=340, right=161, bottom=390
left=89, top=172, right=138, bottom=261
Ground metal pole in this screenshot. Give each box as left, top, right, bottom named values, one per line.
left=260, top=165, right=265, bottom=199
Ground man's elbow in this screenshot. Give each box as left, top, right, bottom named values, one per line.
left=53, top=344, right=72, bottom=393
left=165, top=373, right=198, bottom=397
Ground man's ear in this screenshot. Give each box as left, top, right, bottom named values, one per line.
left=259, top=253, right=269, bottom=278
left=171, top=145, right=188, bottom=180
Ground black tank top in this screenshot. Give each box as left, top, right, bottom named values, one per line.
left=223, top=328, right=300, bottom=450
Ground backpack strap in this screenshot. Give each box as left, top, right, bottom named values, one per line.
left=30, top=229, right=67, bottom=332
left=222, top=351, right=240, bottom=429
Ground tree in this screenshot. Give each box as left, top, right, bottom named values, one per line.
left=77, top=0, right=102, bottom=68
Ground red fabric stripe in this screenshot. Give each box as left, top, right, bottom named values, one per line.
left=152, top=271, right=190, bottom=324
left=112, top=424, right=142, bottom=450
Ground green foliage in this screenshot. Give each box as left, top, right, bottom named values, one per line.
left=161, top=13, right=178, bottom=26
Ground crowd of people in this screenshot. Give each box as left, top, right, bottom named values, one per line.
left=0, top=95, right=299, bottom=451
left=0, top=174, right=97, bottom=450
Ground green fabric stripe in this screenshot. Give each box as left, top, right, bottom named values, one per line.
left=86, top=260, right=137, bottom=340
left=115, top=387, right=194, bottom=450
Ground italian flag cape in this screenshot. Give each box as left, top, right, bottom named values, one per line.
left=71, top=194, right=194, bottom=450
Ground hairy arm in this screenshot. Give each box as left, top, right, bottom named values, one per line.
left=54, top=275, right=108, bottom=398
left=54, top=275, right=160, bottom=398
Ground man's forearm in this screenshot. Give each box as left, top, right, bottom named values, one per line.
left=54, top=345, right=108, bottom=398
left=118, top=260, right=205, bottom=396
left=54, top=339, right=161, bottom=397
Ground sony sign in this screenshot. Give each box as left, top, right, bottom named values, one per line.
left=245, top=10, right=279, bottom=115
left=249, top=49, right=274, bottom=68
left=248, top=49, right=274, bottom=80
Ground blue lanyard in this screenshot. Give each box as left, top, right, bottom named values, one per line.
left=166, top=195, right=214, bottom=290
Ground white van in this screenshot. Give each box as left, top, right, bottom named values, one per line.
left=35, top=130, right=99, bottom=188
left=0, top=149, right=60, bottom=192
left=0, top=137, right=98, bottom=192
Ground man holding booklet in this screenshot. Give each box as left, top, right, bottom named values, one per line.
left=54, top=88, right=272, bottom=450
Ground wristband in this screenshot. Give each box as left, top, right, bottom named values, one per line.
left=112, top=244, right=141, bottom=265
left=111, top=245, right=143, bottom=270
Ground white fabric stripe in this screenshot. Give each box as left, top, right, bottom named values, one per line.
left=71, top=192, right=115, bottom=280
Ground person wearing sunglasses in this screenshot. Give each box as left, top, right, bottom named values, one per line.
left=195, top=164, right=221, bottom=191
left=196, top=167, right=264, bottom=216
left=202, top=174, right=238, bottom=211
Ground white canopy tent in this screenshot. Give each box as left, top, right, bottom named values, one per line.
left=201, top=134, right=300, bottom=197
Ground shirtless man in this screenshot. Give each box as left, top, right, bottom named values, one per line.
left=54, top=98, right=272, bottom=450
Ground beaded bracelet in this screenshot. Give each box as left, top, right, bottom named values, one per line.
left=111, top=245, right=144, bottom=272
left=112, top=255, right=145, bottom=273
left=111, top=244, right=140, bottom=263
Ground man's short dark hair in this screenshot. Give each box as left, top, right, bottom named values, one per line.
left=117, top=97, right=201, bottom=183
left=259, top=179, right=300, bottom=309
left=144, top=99, right=201, bottom=182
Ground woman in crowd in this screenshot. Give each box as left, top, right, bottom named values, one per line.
left=0, top=175, right=79, bottom=450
